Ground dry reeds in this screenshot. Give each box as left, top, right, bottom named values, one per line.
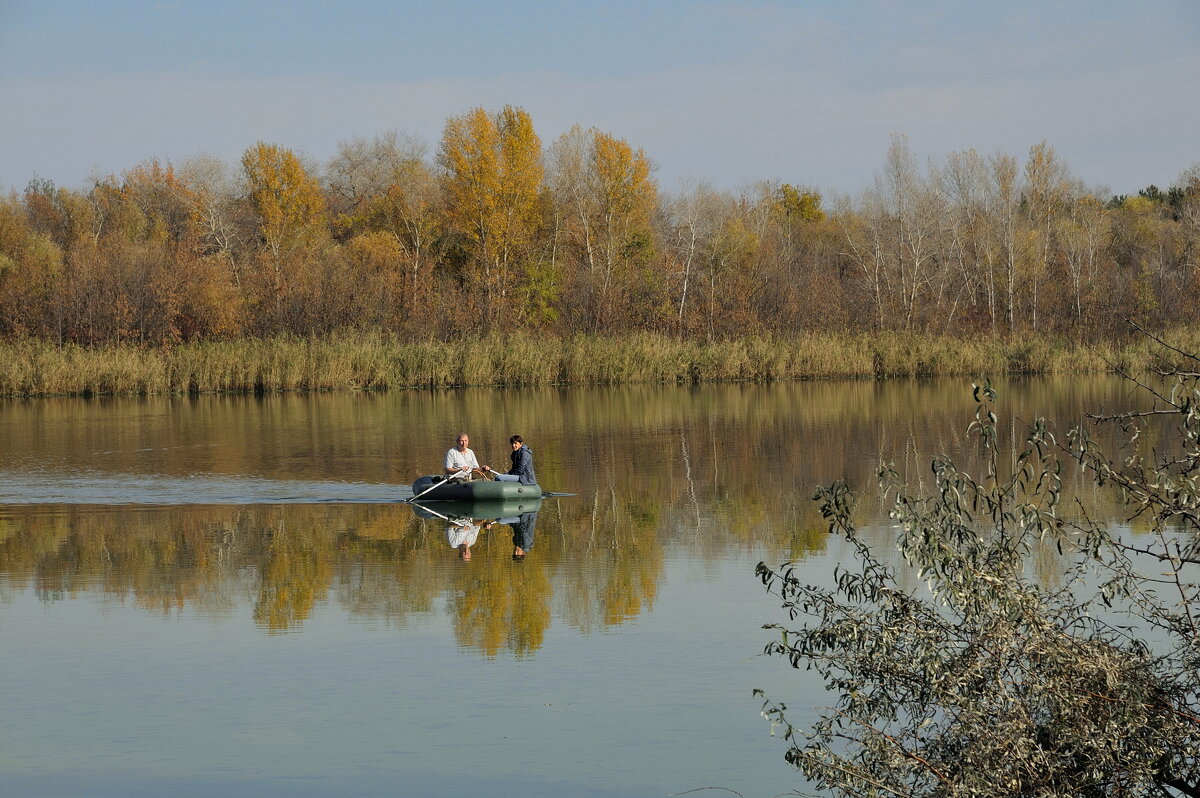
left=0, top=331, right=1194, bottom=398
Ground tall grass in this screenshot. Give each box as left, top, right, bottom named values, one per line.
left=0, top=330, right=1195, bottom=398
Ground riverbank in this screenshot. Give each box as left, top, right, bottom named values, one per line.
left=0, top=331, right=1193, bottom=397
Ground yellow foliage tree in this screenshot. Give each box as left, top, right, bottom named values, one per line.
left=774, top=183, right=824, bottom=224
left=242, top=142, right=326, bottom=259
left=439, top=106, right=542, bottom=325
left=550, top=125, right=656, bottom=331
left=241, top=143, right=326, bottom=322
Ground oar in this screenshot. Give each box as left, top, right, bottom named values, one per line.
left=411, top=501, right=454, bottom=521
left=406, top=478, right=452, bottom=503
left=411, top=501, right=494, bottom=530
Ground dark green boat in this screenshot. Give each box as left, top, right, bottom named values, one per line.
left=410, top=495, right=543, bottom=521
left=409, top=475, right=542, bottom=502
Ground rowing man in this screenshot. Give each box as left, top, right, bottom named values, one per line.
left=444, top=433, right=480, bottom=481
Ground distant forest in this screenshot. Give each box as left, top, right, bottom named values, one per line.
left=1, top=105, right=1197, bottom=345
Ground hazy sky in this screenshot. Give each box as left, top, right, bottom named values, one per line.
left=1, top=0, right=1196, bottom=196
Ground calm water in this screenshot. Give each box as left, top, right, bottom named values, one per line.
left=0, top=377, right=1152, bottom=797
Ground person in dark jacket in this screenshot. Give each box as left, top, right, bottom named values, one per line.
left=484, top=435, right=537, bottom=486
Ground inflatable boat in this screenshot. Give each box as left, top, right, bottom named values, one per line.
left=410, top=495, right=543, bottom=521
left=409, top=475, right=542, bottom=502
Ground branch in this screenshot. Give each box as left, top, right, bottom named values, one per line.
left=1110, top=539, right=1200, bottom=567
left=1123, top=315, right=1200, bottom=367
left=787, top=748, right=910, bottom=798
left=1161, top=776, right=1200, bottom=798
left=833, top=708, right=954, bottom=788
left=1085, top=408, right=1184, bottom=421
left=1161, top=528, right=1200, bottom=638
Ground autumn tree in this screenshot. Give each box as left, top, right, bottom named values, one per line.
left=1107, top=195, right=1175, bottom=327
left=1059, top=194, right=1108, bottom=337
left=117, top=160, right=194, bottom=244
left=241, top=142, right=327, bottom=327
left=438, top=106, right=542, bottom=327
left=940, top=149, right=999, bottom=333
left=0, top=192, right=63, bottom=339
left=362, top=157, right=443, bottom=333
left=1023, top=141, right=1072, bottom=331
left=549, top=125, right=657, bottom=331
left=751, top=182, right=843, bottom=333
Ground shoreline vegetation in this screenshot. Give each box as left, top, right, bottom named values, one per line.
left=5, top=108, right=1199, bottom=403
left=2, top=330, right=1197, bottom=398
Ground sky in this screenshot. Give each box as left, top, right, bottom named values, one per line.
left=0, top=0, right=1197, bottom=197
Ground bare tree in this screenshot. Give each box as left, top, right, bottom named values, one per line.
left=663, top=181, right=719, bottom=332
left=941, top=149, right=996, bottom=332
left=1024, top=142, right=1072, bottom=331
left=836, top=190, right=890, bottom=331
left=325, top=131, right=427, bottom=219
left=881, top=135, right=943, bottom=330
left=179, top=154, right=246, bottom=288
left=1060, top=194, right=1108, bottom=335
left=988, top=152, right=1024, bottom=335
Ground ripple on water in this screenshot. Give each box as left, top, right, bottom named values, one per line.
left=0, top=469, right=408, bottom=505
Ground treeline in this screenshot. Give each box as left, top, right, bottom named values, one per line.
left=1, top=106, right=1198, bottom=345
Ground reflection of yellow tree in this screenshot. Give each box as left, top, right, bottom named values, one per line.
left=0, top=377, right=1160, bottom=652
left=449, top=536, right=552, bottom=658
left=341, top=509, right=442, bottom=621
left=710, top=492, right=829, bottom=563
left=599, top=500, right=662, bottom=625
left=253, top=516, right=334, bottom=632
left=554, top=491, right=666, bottom=633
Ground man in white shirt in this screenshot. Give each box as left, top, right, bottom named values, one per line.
left=444, top=433, right=480, bottom=480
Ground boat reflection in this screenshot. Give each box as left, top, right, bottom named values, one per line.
left=412, top=497, right=542, bottom=562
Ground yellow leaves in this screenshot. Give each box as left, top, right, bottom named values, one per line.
left=549, top=124, right=658, bottom=330
left=241, top=141, right=326, bottom=258
left=496, top=105, right=543, bottom=237
left=1121, top=195, right=1156, bottom=215
left=775, top=183, right=824, bottom=223
left=438, top=106, right=544, bottom=322
left=346, top=230, right=404, bottom=270
left=439, top=106, right=543, bottom=264
left=440, top=107, right=501, bottom=232
left=590, top=129, right=656, bottom=221
left=714, top=214, right=759, bottom=267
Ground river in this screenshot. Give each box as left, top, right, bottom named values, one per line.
left=0, top=376, right=1155, bottom=797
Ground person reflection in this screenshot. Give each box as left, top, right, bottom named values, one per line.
left=447, top=518, right=493, bottom=561
left=508, top=510, right=538, bottom=561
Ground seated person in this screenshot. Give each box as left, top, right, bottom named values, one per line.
left=483, top=435, right=536, bottom=485
left=444, top=432, right=480, bottom=481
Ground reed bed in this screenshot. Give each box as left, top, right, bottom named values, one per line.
left=0, top=331, right=1196, bottom=398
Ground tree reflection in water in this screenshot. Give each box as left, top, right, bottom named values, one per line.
left=0, top=377, right=1153, bottom=655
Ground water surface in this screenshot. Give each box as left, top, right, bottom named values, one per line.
left=0, top=377, right=1154, bottom=796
